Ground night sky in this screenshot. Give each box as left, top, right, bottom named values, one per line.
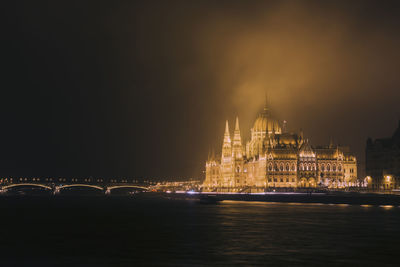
left=3, top=0, right=400, bottom=180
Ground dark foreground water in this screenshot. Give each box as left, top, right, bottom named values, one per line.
left=1, top=195, right=399, bottom=266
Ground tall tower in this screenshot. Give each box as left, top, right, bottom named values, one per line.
left=232, top=117, right=244, bottom=187
left=232, top=117, right=243, bottom=159
left=221, top=120, right=233, bottom=187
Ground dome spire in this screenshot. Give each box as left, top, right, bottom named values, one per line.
left=264, top=91, right=270, bottom=117
left=264, top=91, right=269, bottom=111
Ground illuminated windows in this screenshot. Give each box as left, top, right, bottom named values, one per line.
left=291, top=164, right=296, bottom=171
left=268, top=163, right=273, bottom=171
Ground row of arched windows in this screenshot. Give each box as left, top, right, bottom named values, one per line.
left=320, top=163, right=342, bottom=172
left=268, top=163, right=296, bottom=172
left=298, top=163, right=342, bottom=172
left=267, top=162, right=343, bottom=172
left=212, top=162, right=343, bottom=173
left=299, top=163, right=316, bottom=171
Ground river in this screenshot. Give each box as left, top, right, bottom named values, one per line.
left=0, top=195, right=399, bottom=266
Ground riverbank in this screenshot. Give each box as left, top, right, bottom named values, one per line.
left=167, top=192, right=400, bottom=206
left=2, top=191, right=400, bottom=206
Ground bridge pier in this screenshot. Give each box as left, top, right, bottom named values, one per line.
left=53, top=186, right=60, bottom=195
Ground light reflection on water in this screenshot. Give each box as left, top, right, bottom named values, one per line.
left=197, top=200, right=400, bottom=266
left=0, top=196, right=399, bottom=266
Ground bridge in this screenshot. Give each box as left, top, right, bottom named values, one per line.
left=0, top=178, right=151, bottom=194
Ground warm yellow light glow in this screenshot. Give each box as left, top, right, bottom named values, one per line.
left=58, top=184, right=103, bottom=191
left=107, top=185, right=148, bottom=191
left=2, top=183, right=52, bottom=190
left=203, top=100, right=357, bottom=192
left=380, top=205, right=394, bottom=209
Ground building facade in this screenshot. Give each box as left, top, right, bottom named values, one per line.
left=203, top=102, right=358, bottom=191
left=366, top=121, right=400, bottom=189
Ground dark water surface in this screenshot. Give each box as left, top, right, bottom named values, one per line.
left=1, top=195, right=399, bottom=266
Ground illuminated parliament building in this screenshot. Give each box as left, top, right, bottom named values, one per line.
left=203, top=100, right=357, bottom=191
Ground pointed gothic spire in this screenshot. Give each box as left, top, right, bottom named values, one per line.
left=221, top=120, right=232, bottom=162
left=232, top=117, right=243, bottom=159
left=233, top=117, right=242, bottom=143
left=223, top=120, right=231, bottom=143
left=235, top=116, right=240, bottom=132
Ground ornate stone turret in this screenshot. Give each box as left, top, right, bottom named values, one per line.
left=232, top=117, right=243, bottom=159
left=221, top=120, right=233, bottom=187
left=222, top=120, right=231, bottom=159
left=232, top=117, right=244, bottom=187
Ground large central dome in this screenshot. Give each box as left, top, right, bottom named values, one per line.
left=252, top=111, right=281, bottom=135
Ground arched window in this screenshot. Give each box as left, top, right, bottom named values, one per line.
left=268, top=163, right=273, bottom=171
left=327, top=164, right=331, bottom=171
left=321, top=164, right=325, bottom=171
left=312, top=163, right=316, bottom=171
left=236, top=166, right=240, bottom=173
left=280, top=163, right=284, bottom=171
left=300, top=163, right=304, bottom=171
left=291, top=164, right=296, bottom=171
left=286, top=163, right=290, bottom=171
left=333, top=164, right=336, bottom=171
left=274, top=163, right=278, bottom=171
left=338, top=164, right=342, bottom=171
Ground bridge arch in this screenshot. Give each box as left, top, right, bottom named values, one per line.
left=58, top=184, right=104, bottom=191
left=2, top=183, right=52, bottom=190
left=107, top=185, right=149, bottom=191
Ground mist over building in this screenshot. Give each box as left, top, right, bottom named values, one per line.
left=203, top=97, right=357, bottom=192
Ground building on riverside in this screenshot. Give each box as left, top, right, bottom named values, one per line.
left=366, top=120, right=400, bottom=190
left=203, top=99, right=358, bottom=192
